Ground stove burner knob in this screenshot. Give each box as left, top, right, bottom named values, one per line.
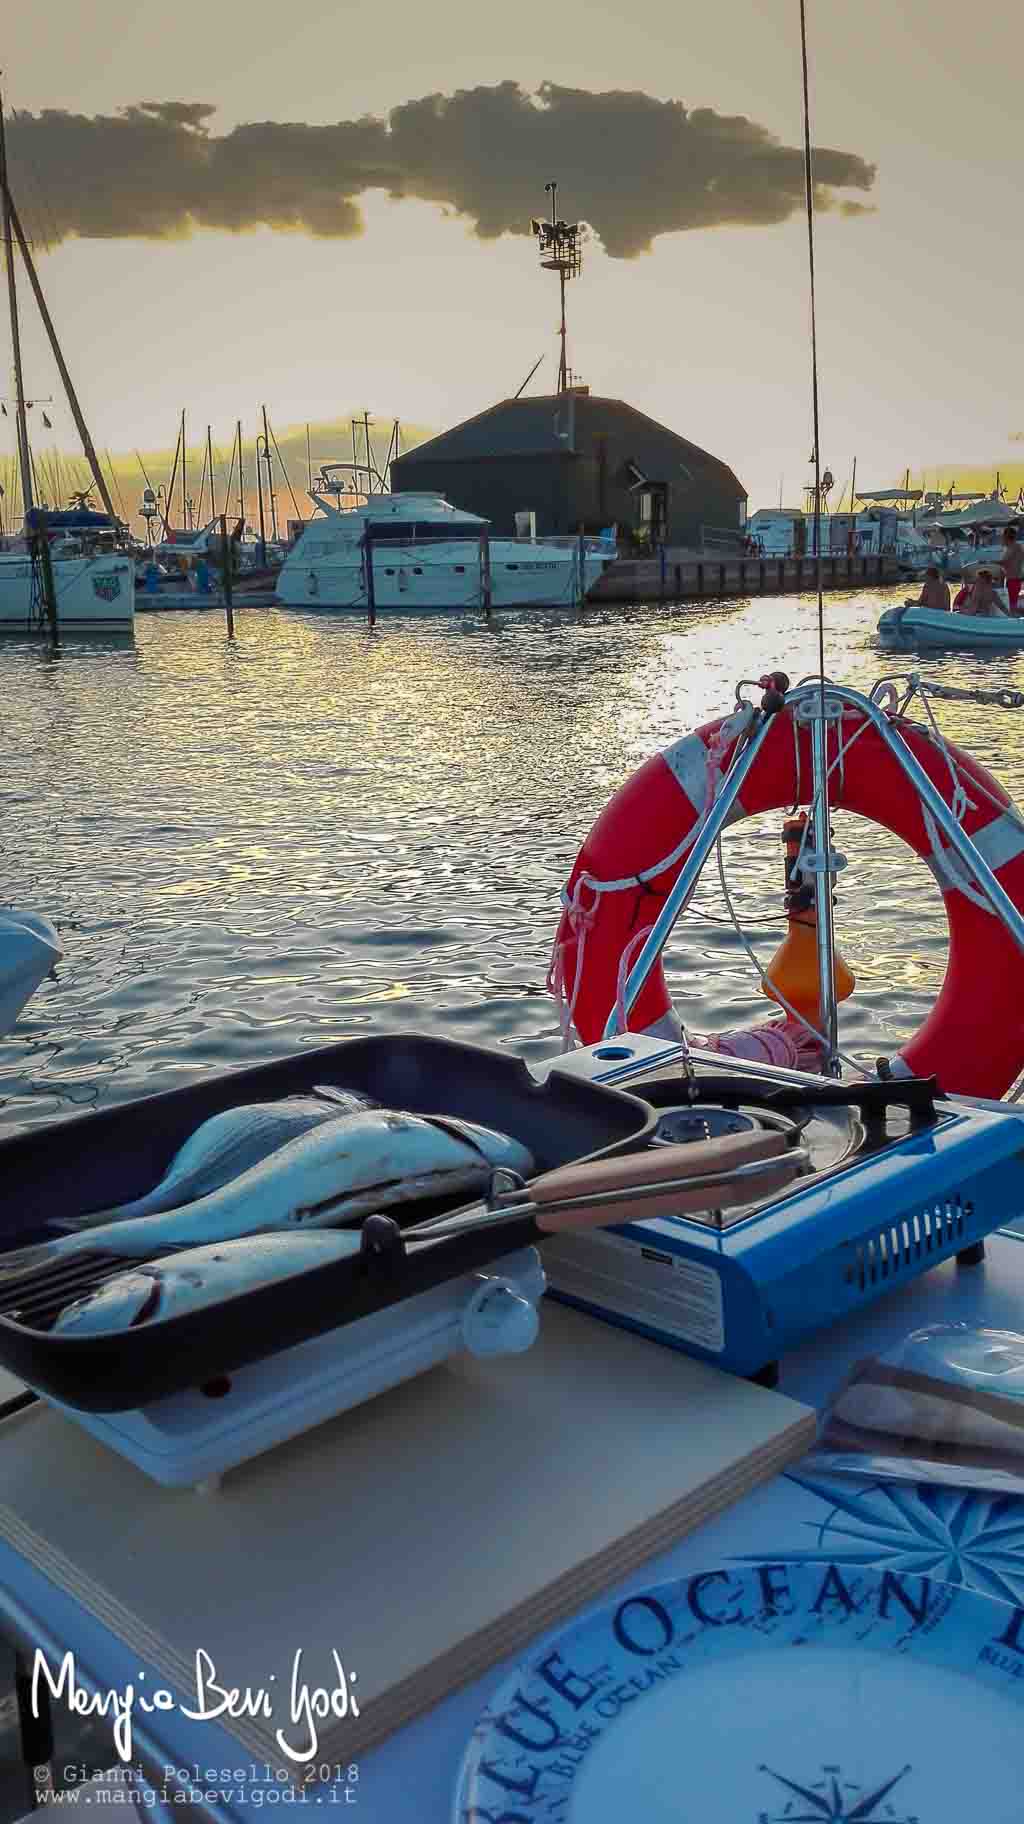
left=462, top=1281, right=540, bottom=1358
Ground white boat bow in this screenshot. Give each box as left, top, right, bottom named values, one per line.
left=0, top=910, right=61, bottom=1034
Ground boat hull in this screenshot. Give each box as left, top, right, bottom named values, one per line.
left=275, top=547, right=610, bottom=612
left=0, top=554, right=135, bottom=630
left=0, top=911, right=61, bottom=1034
left=878, top=603, right=1024, bottom=651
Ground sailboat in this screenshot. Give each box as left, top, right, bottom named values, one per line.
left=0, top=92, right=134, bottom=631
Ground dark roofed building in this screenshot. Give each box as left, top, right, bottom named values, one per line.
left=389, top=391, right=747, bottom=548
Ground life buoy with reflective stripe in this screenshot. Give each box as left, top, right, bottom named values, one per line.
left=551, top=701, right=1024, bottom=1098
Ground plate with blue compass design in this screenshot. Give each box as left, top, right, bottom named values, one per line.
left=454, top=1562, right=1024, bottom=1822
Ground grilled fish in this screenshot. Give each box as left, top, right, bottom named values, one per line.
left=0, top=1110, right=534, bottom=1283
left=55, top=1089, right=372, bottom=1231
left=53, top=1232, right=363, bottom=1334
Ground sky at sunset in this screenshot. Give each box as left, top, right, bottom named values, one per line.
left=2, top=0, right=1021, bottom=532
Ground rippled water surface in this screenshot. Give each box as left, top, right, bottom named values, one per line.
left=1, top=591, right=1022, bottom=1131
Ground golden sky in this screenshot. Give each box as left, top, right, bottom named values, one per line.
left=3, top=0, right=1020, bottom=526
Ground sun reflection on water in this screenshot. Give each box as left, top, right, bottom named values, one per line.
left=0, top=592, right=1022, bottom=1128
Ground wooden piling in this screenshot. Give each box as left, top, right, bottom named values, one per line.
left=363, top=526, right=377, bottom=627
left=220, top=514, right=234, bottom=637
left=32, top=508, right=58, bottom=638
left=480, top=527, right=492, bottom=616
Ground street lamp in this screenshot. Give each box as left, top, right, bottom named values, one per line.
left=255, top=434, right=268, bottom=566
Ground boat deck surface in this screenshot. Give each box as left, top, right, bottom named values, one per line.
left=0, top=1232, right=1022, bottom=1819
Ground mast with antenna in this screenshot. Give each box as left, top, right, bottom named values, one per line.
left=530, top=183, right=584, bottom=394
left=261, top=404, right=277, bottom=538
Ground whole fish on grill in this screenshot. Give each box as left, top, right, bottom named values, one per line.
left=52, top=1233, right=365, bottom=1334
left=54, top=1088, right=372, bottom=1231
left=0, top=1110, right=535, bottom=1285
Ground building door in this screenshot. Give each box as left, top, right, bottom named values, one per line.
left=637, top=483, right=668, bottom=546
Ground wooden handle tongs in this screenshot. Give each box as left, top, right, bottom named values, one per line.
left=364, top=1128, right=809, bottom=1259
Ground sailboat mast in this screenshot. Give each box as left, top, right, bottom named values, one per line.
left=206, top=424, right=214, bottom=525
left=237, top=420, right=244, bottom=527
left=0, top=92, right=34, bottom=516
left=5, top=196, right=116, bottom=520
left=180, top=409, right=187, bottom=530
left=262, top=403, right=277, bottom=538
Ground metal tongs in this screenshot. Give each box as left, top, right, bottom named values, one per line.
left=358, top=1127, right=811, bottom=1259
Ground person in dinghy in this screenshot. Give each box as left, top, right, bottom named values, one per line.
left=915, top=566, right=951, bottom=611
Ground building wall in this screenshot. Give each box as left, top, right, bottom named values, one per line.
left=389, top=454, right=574, bottom=538
left=391, top=396, right=745, bottom=545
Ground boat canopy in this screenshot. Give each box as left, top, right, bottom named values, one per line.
left=855, top=487, right=924, bottom=503
left=925, top=500, right=1019, bottom=531
left=24, top=508, right=117, bottom=530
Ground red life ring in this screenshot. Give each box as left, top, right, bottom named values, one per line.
left=550, top=699, right=1024, bottom=1098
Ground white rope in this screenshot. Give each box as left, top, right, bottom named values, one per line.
left=546, top=709, right=756, bottom=1046
left=914, top=690, right=975, bottom=825
left=557, top=707, right=756, bottom=904
left=714, top=835, right=869, bottom=1077
left=920, top=804, right=993, bottom=911
left=894, top=705, right=1024, bottom=830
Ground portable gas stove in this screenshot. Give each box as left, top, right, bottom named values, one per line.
left=38, top=1246, right=546, bottom=1489
left=534, top=1036, right=1024, bottom=1384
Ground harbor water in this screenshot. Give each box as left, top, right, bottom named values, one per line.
left=1, top=586, right=1022, bottom=1134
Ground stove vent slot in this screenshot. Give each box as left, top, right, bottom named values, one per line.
left=848, top=1194, right=966, bottom=1292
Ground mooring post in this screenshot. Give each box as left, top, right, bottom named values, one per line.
left=480, top=527, right=492, bottom=615
left=658, top=541, right=666, bottom=600
left=32, top=507, right=58, bottom=638
left=577, top=529, right=586, bottom=608
left=220, top=513, right=234, bottom=637
left=364, top=525, right=376, bottom=627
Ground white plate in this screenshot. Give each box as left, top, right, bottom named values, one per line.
left=454, top=1562, right=1024, bottom=1822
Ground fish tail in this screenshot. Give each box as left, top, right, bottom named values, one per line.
left=0, top=1236, right=79, bottom=1282
left=50, top=1193, right=162, bottom=1232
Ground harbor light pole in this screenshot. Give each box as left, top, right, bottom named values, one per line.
left=255, top=434, right=268, bottom=566
left=531, top=183, right=585, bottom=396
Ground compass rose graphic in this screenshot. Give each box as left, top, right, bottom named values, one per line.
left=758, top=1761, right=917, bottom=1821
left=734, top=1474, right=1024, bottom=1606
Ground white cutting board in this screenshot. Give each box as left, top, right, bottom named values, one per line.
left=0, top=1305, right=814, bottom=1776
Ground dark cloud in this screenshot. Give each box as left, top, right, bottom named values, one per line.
left=6, top=82, right=875, bottom=258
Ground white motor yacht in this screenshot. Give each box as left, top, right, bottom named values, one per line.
left=275, top=470, right=615, bottom=613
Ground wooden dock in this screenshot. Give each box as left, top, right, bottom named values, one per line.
left=135, top=590, right=277, bottom=612
left=589, top=550, right=902, bottom=605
